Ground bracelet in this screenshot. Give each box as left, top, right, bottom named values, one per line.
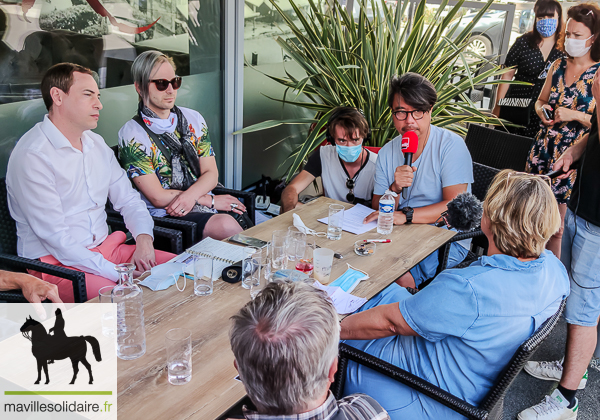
left=210, top=195, right=215, bottom=209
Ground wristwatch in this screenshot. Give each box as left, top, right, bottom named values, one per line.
left=400, top=206, right=414, bottom=224
left=210, top=195, right=215, bottom=210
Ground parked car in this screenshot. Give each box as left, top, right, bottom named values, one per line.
left=449, top=9, right=507, bottom=57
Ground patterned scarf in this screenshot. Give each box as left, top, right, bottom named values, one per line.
left=138, top=102, right=201, bottom=190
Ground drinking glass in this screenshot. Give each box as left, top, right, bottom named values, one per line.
left=98, top=285, right=115, bottom=338
left=286, top=227, right=306, bottom=267
left=271, top=230, right=288, bottom=271
left=193, top=253, right=214, bottom=296
left=165, top=328, right=192, bottom=385
left=327, top=204, right=345, bottom=240
left=250, top=248, right=271, bottom=300
left=295, top=236, right=314, bottom=275
left=241, top=247, right=260, bottom=290
left=313, top=248, right=335, bottom=283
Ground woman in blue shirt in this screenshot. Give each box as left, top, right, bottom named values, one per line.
left=340, top=170, right=570, bottom=420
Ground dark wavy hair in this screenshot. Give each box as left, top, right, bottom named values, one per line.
left=525, top=0, right=564, bottom=50
left=559, top=2, right=600, bottom=61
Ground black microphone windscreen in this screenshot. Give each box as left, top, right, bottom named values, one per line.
left=445, top=192, right=483, bottom=231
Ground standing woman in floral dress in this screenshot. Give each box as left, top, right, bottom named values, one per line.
left=527, top=3, right=600, bottom=258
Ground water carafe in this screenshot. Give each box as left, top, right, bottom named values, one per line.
left=113, top=263, right=146, bottom=360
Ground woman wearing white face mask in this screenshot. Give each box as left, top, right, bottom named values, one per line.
left=527, top=3, right=600, bottom=259
left=493, top=0, right=565, bottom=138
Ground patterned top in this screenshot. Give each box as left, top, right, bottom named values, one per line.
left=242, top=393, right=389, bottom=420
left=117, top=107, right=214, bottom=216
left=503, top=35, right=564, bottom=138
left=526, top=57, right=599, bottom=203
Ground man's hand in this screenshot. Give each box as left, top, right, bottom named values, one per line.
left=364, top=211, right=407, bottom=225
left=12, top=273, right=63, bottom=305
left=553, top=150, right=577, bottom=180
left=213, top=195, right=246, bottom=215
left=130, top=234, right=157, bottom=277
left=165, top=191, right=198, bottom=217
left=391, top=165, right=417, bottom=193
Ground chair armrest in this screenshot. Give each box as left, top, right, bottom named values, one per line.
left=213, top=187, right=256, bottom=225
left=107, top=217, right=183, bottom=255
left=153, top=226, right=183, bottom=255
left=0, top=253, right=87, bottom=302
left=152, top=218, right=197, bottom=249
left=435, top=229, right=486, bottom=277
left=335, top=343, right=489, bottom=420
left=0, top=290, right=29, bottom=303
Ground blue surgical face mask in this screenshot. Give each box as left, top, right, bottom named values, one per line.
left=138, top=263, right=187, bottom=292
left=336, top=144, right=362, bottom=163
left=536, top=18, right=558, bottom=38
left=329, top=265, right=369, bottom=293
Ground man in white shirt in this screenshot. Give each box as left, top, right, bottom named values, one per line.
left=6, top=63, right=174, bottom=302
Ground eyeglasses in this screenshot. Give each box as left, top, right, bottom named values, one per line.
left=150, top=77, right=182, bottom=91
left=346, top=178, right=355, bottom=203
left=392, top=109, right=426, bottom=121
left=506, top=171, right=552, bottom=188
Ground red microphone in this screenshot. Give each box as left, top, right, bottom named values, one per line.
left=401, top=131, right=419, bottom=199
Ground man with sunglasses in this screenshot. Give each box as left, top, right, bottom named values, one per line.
left=364, top=73, right=473, bottom=289
left=118, top=51, right=244, bottom=242
left=281, top=107, right=377, bottom=213
left=6, top=63, right=174, bottom=302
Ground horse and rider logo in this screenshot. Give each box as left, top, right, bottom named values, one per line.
left=19, top=309, right=102, bottom=385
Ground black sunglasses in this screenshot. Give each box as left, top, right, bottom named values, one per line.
left=346, top=178, right=355, bottom=203
left=150, top=77, right=182, bottom=91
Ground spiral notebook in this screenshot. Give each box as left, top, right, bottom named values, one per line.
left=172, top=237, right=247, bottom=280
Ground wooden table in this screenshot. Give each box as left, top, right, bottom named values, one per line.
left=117, top=197, right=455, bottom=419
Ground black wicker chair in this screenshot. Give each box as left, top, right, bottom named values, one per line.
left=425, top=162, right=500, bottom=285
left=465, top=124, right=533, bottom=171
left=0, top=178, right=87, bottom=303
left=332, top=299, right=566, bottom=420
left=109, top=145, right=256, bottom=248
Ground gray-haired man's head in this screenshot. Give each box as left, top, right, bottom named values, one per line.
left=229, top=281, right=339, bottom=415
left=131, top=50, right=176, bottom=104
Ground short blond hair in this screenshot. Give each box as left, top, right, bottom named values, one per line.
left=484, top=170, right=561, bottom=258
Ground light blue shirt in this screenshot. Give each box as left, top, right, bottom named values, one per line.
left=374, top=125, right=474, bottom=209
left=399, top=250, right=570, bottom=413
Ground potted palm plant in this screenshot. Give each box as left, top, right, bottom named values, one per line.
left=237, top=0, right=521, bottom=180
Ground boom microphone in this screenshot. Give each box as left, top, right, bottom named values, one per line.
left=435, top=192, right=483, bottom=231
left=401, top=131, right=419, bottom=199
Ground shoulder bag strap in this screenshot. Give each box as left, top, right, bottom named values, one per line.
left=132, top=114, right=172, bottom=163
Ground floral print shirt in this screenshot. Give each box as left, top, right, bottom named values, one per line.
left=117, top=107, right=214, bottom=216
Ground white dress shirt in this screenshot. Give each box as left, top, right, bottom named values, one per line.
left=6, top=115, right=154, bottom=282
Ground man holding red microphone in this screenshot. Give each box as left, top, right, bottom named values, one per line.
left=364, top=73, right=474, bottom=288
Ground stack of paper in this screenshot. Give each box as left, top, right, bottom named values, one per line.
left=317, top=203, right=377, bottom=235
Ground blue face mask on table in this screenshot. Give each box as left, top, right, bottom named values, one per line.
left=329, top=265, right=369, bottom=294
left=536, top=18, right=557, bottom=38
left=138, top=263, right=187, bottom=292
left=336, top=144, right=362, bottom=163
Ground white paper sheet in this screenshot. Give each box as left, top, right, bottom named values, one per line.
left=313, top=281, right=367, bottom=314
left=317, top=203, right=378, bottom=235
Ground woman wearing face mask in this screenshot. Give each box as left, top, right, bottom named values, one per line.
left=493, top=0, right=565, bottom=138
left=281, top=107, right=378, bottom=212
left=527, top=3, right=600, bottom=258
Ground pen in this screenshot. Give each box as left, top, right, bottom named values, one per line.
left=363, top=239, right=392, bottom=243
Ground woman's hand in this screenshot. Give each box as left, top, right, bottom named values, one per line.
left=553, top=107, right=577, bottom=124
left=537, top=104, right=554, bottom=126
left=212, top=195, right=246, bottom=215
left=165, top=191, right=198, bottom=217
